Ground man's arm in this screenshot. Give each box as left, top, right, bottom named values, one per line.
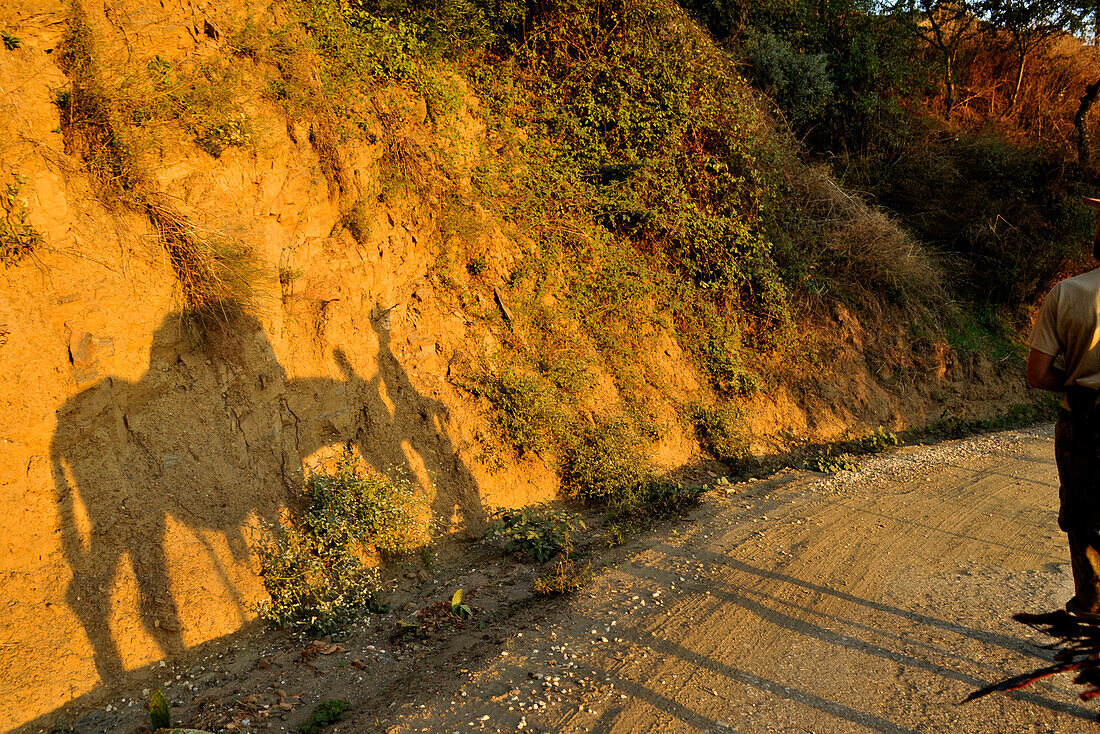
left=1026, top=348, right=1067, bottom=392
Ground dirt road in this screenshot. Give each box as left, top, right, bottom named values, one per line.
left=365, top=425, right=1096, bottom=734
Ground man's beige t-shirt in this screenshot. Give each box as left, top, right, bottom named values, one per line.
left=1030, top=266, right=1100, bottom=389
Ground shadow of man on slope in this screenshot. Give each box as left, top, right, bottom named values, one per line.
left=335, top=312, right=484, bottom=535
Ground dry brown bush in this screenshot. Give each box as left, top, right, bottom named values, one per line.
left=950, top=31, right=1100, bottom=157
left=145, top=196, right=263, bottom=317
left=794, top=166, right=946, bottom=316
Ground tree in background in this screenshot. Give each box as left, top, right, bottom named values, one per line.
left=980, top=0, right=1083, bottom=109
left=1068, top=2, right=1100, bottom=168
left=894, top=1, right=976, bottom=114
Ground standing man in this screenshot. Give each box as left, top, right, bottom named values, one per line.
left=1028, top=196, right=1100, bottom=618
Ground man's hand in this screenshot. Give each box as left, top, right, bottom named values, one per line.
left=1027, top=348, right=1067, bottom=391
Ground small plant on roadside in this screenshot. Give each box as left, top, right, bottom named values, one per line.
left=3, top=30, right=23, bottom=50
left=846, top=426, right=899, bottom=454
left=797, top=427, right=899, bottom=474
left=532, top=558, right=593, bottom=596
left=619, top=482, right=707, bottom=520
left=803, top=449, right=862, bottom=474
left=255, top=519, right=382, bottom=635
left=305, top=450, right=432, bottom=555
left=298, top=699, right=350, bottom=734
left=256, top=450, right=430, bottom=634
left=562, top=418, right=654, bottom=507
left=450, top=588, right=473, bottom=620
left=420, top=544, right=437, bottom=570
left=148, top=689, right=170, bottom=729
left=486, top=504, right=585, bottom=562
left=603, top=520, right=635, bottom=547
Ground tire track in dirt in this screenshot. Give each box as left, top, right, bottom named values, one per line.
left=373, top=426, right=1100, bottom=734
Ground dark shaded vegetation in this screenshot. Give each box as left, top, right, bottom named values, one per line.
left=679, top=0, right=1097, bottom=314
left=298, top=699, right=350, bottom=734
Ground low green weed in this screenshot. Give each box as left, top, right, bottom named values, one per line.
left=944, top=306, right=1022, bottom=363
left=148, top=689, right=170, bottom=729
left=690, top=404, right=755, bottom=470
left=603, top=520, right=635, bottom=547
left=803, top=449, right=862, bottom=474
left=466, top=255, right=488, bottom=276
left=486, top=504, right=585, bottom=562
left=256, top=451, right=430, bottom=634
left=561, top=419, right=654, bottom=506
left=298, top=699, right=350, bottom=734
left=303, top=453, right=431, bottom=555
left=845, top=426, right=899, bottom=454
left=279, top=265, right=304, bottom=289
left=799, top=427, right=898, bottom=473
left=468, top=369, right=565, bottom=457
left=195, top=113, right=253, bottom=158
left=620, top=482, right=707, bottom=520
left=1, top=175, right=43, bottom=266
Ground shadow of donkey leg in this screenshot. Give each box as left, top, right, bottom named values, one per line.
left=53, top=384, right=185, bottom=680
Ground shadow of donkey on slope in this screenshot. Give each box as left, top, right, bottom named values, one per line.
left=51, top=311, right=482, bottom=683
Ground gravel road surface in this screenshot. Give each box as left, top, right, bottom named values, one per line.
left=367, top=425, right=1097, bottom=734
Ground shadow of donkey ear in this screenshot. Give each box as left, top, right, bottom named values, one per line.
left=333, top=347, right=358, bottom=382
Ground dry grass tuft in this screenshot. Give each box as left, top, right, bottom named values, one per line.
left=309, top=116, right=352, bottom=200
left=55, top=5, right=144, bottom=199
left=144, top=197, right=263, bottom=318
left=795, top=166, right=945, bottom=314
left=532, top=558, right=592, bottom=596
left=374, top=102, right=426, bottom=192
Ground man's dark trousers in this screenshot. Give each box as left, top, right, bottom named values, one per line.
left=1056, top=408, right=1100, bottom=614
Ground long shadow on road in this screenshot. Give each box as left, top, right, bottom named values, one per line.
left=629, top=557, right=1094, bottom=721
